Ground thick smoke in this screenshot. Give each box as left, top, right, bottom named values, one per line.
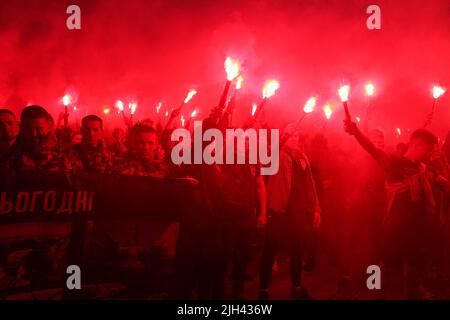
left=0, top=0, right=449, bottom=138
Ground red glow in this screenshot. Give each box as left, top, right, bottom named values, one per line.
left=262, top=80, right=280, bottom=99
left=224, top=57, right=241, bottom=81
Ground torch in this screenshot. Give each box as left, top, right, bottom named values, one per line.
left=365, top=83, right=375, bottom=104
left=218, top=57, right=241, bottom=110
left=289, top=96, right=317, bottom=133
left=244, top=80, right=279, bottom=129
left=424, top=85, right=446, bottom=127
left=363, top=83, right=375, bottom=132
left=323, top=104, right=333, bottom=120
left=62, top=94, right=72, bottom=127
left=338, top=85, right=351, bottom=121
left=300, top=96, right=317, bottom=122
left=185, top=108, right=198, bottom=130
left=251, top=104, right=258, bottom=117
left=129, top=102, right=137, bottom=123
left=164, top=89, right=197, bottom=131
left=255, top=80, right=280, bottom=118
left=115, top=99, right=129, bottom=126
left=156, top=102, right=162, bottom=115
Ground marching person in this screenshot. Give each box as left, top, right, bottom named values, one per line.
left=344, top=119, right=443, bottom=299
left=259, top=125, right=321, bottom=300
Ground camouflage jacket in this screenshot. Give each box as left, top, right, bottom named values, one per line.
left=67, top=141, right=113, bottom=174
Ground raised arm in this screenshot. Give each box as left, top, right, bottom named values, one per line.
left=344, top=120, right=390, bottom=168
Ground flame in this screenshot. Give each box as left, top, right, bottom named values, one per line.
left=365, top=83, right=375, bottom=97
left=251, top=104, right=258, bottom=116
left=184, top=89, right=197, bottom=104
left=323, top=104, right=333, bottom=119
left=433, top=85, right=446, bottom=99
left=225, top=57, right=241, bottom=81
left=103, top=108, right=110, bottom=115
left=338, top=85, right=350, bottom=102
left=396, top=128, right=402, bottom=136
left=115, top=100, right=124, bottom=112
left=62, top=94, right=72, bottom=106
left=262, top=80, right=280, bottom=99
left=165, top=110, right=169, bottom=117
left=181, top=115, right=185, bottom=127
left=356, top=116, right=361, bottom=123
left=236, top=76, right=244, bottom=90
left=303, top=97, right=317, bottom=113
left=191, top=109, right=198, bottom=118
left=156, top=102, right=162, bottom=113
left=129, top=102, right=137, bottom=115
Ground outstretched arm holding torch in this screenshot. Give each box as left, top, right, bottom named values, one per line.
left=344, top=119, right=390, bottom=169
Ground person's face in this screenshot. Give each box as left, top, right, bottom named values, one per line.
left=132, top=132, right=157, bottom=160
left=0, top=113, right=19, bottom=142
left=284, top=132, right=299, bottom=150
left=22, top=117, right=52, bottom=145
left=82, top=120, right=103, bottom=146
left=410, top=140, right=436, bottom=163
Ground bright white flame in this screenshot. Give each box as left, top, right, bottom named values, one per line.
left=225, top=57, right=241, bottom=81
left=303, top=97, right=317, bottom=113
left=181, top=115, right=185, bottom=127
left=262, top=80, right=280, bottom=99
left=115, top=100, right=124, bottom=112
left=184, top=90, right=197, bottom=104
left=251, top=104, right=258, bottom=116
left=356, top=116, right=361, bottom=123
left=433, top=86, right=446, bottom=99
left=156, top=102, right=162, bottom=113
left=191, top=109, right=198, bottom=118
left=236, top=76, right=244, bottom=90
left=365, top=83, right=375, bottom=97
left=165, top=111, right=169, bottom=117
left=129, top=103, right=137, bottom=115
left=396, top=128, right=402, bottom=135
left=323, top=104, right=333, bottom=119
left=62, top=94, right=72, bottom=106
left=103, top=108, right=110, bottom=115
left=338, top=85, right=350, bottom=102
left=73, top=106, right=77, bottom=111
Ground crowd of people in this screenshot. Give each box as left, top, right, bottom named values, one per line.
left=0, top=103, right=449, bottom=300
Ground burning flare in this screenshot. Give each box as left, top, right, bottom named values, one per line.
left=338, top=85, right=350, bottom=102
left=129, top=103, right=137, bottom=115
left=191, top=109, right=198, bottom=118
left=323, top=104, right=333, bottom=119
left=433, top=86, right=446, bottom=99
left=236, top=76, right=244, bottom=90
left=251, top=104, right=258, bottom=117
left=303, top=97, right=317, bottom=113
left=396, top=128, right=402, bottom=136
left=115, top=100, right=124, bottom=112
left=156, top=102, right=162, bottom=113
left=62, top=94, right=72, bottom=106
left=184, top=90, right=197, bottom=104
left=365, top=83, right=375, bottom=97
left=262, top=80, right=280, bottom=99
left=103, top=108, right=110, bottom=115
left=181, top=115, right=185, bottom=127
left=225, top=57, right=241, bottom=81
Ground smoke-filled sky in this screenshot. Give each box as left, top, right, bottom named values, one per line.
left=0, top=0, right=449, bottom=139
